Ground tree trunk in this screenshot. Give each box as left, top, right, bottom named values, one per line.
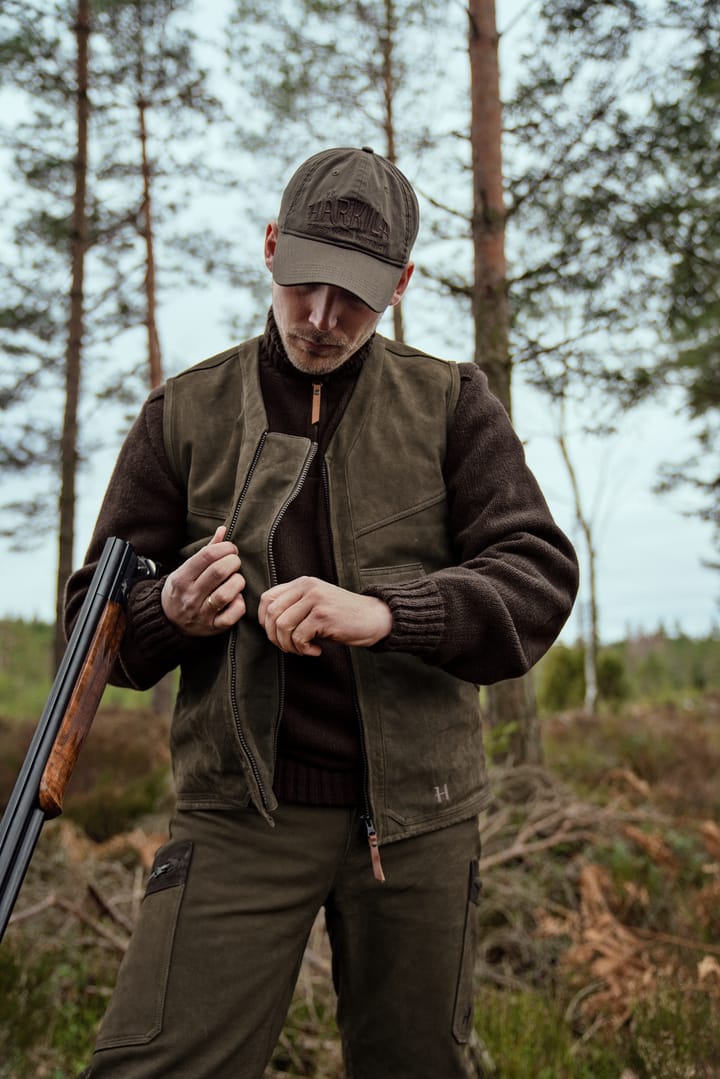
left=137, top=69, right=171, bottom=714
left=54, top=0, right=91, bottom=671
left=380, top=0, right=405, bottom=343
left=468, top=0, right=510, bottom=404
left=468, top=0, right=540, bottom=763
left=557, top=422, right=599, bottom=714
left=138, top=95, right=163, bottom=390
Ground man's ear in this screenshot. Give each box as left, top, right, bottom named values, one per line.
left=264, top=222, right=279, bottom=272
left=389, top=262, right=414, bottom=306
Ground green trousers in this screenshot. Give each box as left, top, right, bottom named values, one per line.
left=82, top=804, right=481, bottom=1078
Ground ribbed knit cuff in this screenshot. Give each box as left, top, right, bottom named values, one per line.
left=126, top=577, right=189, bottom=658
left=364, top=576, right=446, bottom=655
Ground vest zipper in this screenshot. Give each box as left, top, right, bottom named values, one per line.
left=226, top=431, right=271, bottom=816
left=267, top=441, right=319, bottom=783
left=321, top=459, right=385, bottom=884
left=226, top=431, right=269, bottom=538
left=227, top=433, right=317, bottom=819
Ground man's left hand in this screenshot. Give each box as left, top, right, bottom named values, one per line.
left=258, top=577, right=392, bottom=656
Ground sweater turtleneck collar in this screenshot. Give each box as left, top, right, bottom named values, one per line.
left=261, top=308, right=373, bottom=381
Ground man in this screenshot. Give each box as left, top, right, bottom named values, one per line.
left=68, top=146, right=578, bottom=1078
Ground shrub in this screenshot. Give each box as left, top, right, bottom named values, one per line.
left=628, top=985, right=720, bottom=1077
left=537, top=645, right=585, bottom=712
left=0, top=942, right=108, bottom=1078
left=474, top=987, right=621, bottom=1078
left=537, top=645, right=630, bottom=713
left=597, top=651, right=630, bottom=707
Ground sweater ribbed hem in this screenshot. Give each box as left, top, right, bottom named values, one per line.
left=365, top=575, right=446, bottom=655
left=274, top=757, right=361, bottom=807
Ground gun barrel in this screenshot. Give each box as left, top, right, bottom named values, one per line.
left=0, top=537, right=143, bottom=942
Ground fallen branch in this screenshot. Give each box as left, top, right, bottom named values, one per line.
left=87, top=881, right=134, bottom=935
left=479, top=828, right=597, bottom=871
left=631, top=925, right=720, bottom=959
left=8, top=892, right=57, bottom=925
left=54, top=896, right=128, bottom=955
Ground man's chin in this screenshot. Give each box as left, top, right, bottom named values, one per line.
left=286, top=345, right=350, bottom=375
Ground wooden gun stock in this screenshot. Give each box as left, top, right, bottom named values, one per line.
left=39, top=598, right=127, bottom=818
left=0, top=538, right=156, bottom=942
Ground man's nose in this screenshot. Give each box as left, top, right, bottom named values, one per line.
left=308, top=286, right=342, bottom=331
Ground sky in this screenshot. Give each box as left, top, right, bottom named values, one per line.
left=0, top=0, right=718, bottom=644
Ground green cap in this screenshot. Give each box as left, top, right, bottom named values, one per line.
left=272, top=146, right=419, bottom=312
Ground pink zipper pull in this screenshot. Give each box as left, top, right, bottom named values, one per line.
left=365, top=818, right=385, bottom=883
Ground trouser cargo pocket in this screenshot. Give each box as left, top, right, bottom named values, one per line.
left=95, top=839, right=193, bottom=1050
left=452, top=857, right=481, bottom=1044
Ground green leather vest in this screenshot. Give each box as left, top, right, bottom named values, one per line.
left=162, top=334, right=489, bottom=843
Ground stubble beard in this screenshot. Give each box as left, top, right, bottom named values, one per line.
left=281, top=328, right=360, bottom=376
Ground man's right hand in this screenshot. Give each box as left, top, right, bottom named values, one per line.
left=161, top=527, right=246, bottom=636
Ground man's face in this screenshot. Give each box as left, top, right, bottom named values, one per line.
left=264, top=221, right=413, bottom=376
left=270, top=279, right=382, bottom=375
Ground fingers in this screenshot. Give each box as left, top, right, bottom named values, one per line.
left=259, top=579, right=323, bottom=656
left=161, top=529, right=246, bottom=636
left=204, top=577, right=247, bottom=629
left=258, top=577, right=392, bottom=655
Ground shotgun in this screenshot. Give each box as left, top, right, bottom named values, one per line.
left=0, top=537, right=156, bottom=942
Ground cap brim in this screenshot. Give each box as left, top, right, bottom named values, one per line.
left=272, top=233, right=402, bottom=313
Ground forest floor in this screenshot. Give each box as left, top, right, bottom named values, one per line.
left=1, top=693, right=720, bottom=1077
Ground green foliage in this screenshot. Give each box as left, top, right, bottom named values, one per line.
left=483, top=719, right=519, bottom=765
left=597, top=650, right=631, bottom=705
left=66, top=765, right=170, bottom=842
left=0, top=619, right=54, bottom=718
left=536, top=643, right=632, bottom=712
left=627, top=630, right=720, bottom=698
left=628, top=986, right=720, bottom=1078
left=475, top=988, right=621, bottom=1078
left=593, top=837, right=672, bottom=926
left=0, top=942, right=108, bottom=1078
left=269, top=990, right=342, bottom=1077
left=0, top=618, right=154, bottom=722
left=537, top=643, right=585, bottom=711
left=537, top=631, right=720, bottom=715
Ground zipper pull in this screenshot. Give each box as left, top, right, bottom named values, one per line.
left=364, top=818, right=385, bottom=883
left=147, top=860, right=171, bottom=884
left=311, top=382, right=322, bottom=426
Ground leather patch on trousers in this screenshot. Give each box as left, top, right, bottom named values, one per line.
left=145, top=839, right=193, bottom=897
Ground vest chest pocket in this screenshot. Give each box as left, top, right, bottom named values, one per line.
left=352, top=490, right=452, bottom=582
